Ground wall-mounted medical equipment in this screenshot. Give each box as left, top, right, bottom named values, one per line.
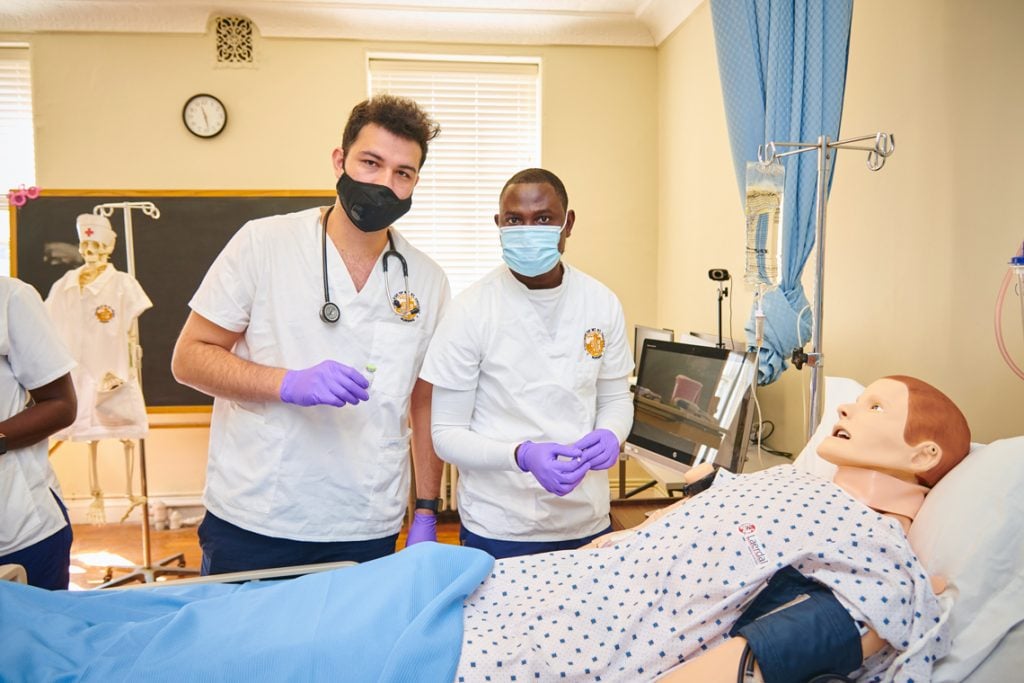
left=995, top=241, right=1024, bottom=381
left=759, top=132, right=895, bottom=438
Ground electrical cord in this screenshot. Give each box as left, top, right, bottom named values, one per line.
left=748, top=420, right=793, bottom=459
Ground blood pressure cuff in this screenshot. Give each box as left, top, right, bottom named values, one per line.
left=729, top=566, right=862, bottom=683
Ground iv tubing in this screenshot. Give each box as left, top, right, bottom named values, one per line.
left=994, top=267, right=1024, bottom=381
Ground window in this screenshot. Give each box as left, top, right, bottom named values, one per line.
left=368, top=54, right=540, bottom=295
left=0, top=45, right=35, bottom=274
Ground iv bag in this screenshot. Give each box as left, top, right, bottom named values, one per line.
left=744, top=161, right=785, bottom=288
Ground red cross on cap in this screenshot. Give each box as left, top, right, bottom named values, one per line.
left=85, top=228, right=95, bottom=237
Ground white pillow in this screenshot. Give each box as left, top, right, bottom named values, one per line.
left=791, top=376, right=864, bottom=478
left=908, top=436, right=1024, bottom=683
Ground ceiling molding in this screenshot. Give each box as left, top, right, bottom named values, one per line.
left=637, top=0, right=703, bottom=45
left=0, top=1, right=701, bottom=47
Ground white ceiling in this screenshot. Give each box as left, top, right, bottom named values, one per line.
left=0, top=0, right=703, bottom=47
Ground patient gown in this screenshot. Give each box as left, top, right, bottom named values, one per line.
left=456, top=466, right=949, bottom=683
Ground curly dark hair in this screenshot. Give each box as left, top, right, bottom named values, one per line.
left=500, top=168, right=570, bottom=212
left=342, top=94, right=441, bottom=169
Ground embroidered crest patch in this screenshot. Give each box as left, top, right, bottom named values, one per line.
left=95, top=305, right=115, bottom=323
left=583, top=327, right=605, bottom=358
left=391, top=291, right=420, bottom=322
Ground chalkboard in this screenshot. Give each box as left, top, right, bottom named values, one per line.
left=11, top=190, right=334, bottom=409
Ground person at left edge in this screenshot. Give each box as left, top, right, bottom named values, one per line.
left=0, top=276, right=77, bottom=589
left=172, top=95, right=451, bottom=574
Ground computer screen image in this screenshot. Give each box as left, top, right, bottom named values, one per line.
left=632, top=325, right=674, bottom=375
left=625, top=339, right=756, bottom=479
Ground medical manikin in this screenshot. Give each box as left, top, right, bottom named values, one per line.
left=44, top=214, right=153, bottom=523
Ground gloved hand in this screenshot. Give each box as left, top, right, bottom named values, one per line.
left=573, top=428, right=621, bottom=471
left=405, top=512, right=437, bottom=546
left=515, top=441, right=587, bottom=496
left=279, top=360, right=369, bottom=407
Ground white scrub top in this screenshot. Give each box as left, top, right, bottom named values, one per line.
left=0, top=278, right=76, bottom=556
left=45, top=266, right=152, bottom=440
left=190, top=208, right=450, bottom=542
left=420, top=265, right=632, bottom=541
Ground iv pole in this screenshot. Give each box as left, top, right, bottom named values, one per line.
left=92, top=201, right=200, bottom=587
left=758, top=132, right=895, bottom=439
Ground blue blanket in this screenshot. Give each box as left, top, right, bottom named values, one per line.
left=0, top=542, right=493, bottom=682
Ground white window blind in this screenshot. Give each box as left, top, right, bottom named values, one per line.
left=368, top=55, right=540, bottom=295
left=0, top=46, right=35, bottom=274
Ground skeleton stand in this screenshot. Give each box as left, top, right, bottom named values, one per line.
left=91, top=202, right=200, bottom=587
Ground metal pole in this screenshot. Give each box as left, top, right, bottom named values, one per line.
left=807, top=135, right=832, bottom=439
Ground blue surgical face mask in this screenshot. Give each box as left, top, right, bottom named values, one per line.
left=499, top=217, right=566, bottom=277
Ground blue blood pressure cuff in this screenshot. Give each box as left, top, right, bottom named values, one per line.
left=730, top=566, right=862, bottom=683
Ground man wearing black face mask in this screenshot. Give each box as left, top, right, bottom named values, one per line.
left=172, top=95, right=451, bottom=575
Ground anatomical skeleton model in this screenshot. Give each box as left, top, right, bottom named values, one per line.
left=44, top=214, right=153, bottom=524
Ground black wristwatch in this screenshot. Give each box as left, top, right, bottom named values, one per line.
left=414, top=497, right=442, bottom=513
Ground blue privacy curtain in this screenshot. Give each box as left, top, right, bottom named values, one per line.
left=710, top=0, right=853, bottom=384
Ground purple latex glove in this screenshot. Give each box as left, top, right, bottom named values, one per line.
left=515, top=441, right=587, bottom=496
left=405, top=512, right=437, bottom=546
left=279, top=360, right=369, bottom=407
left=573, top=428, right=621, bottom=471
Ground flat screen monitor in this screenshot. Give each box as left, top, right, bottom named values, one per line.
left=633, top=325, right=674, bottom=374
left=625, top=339, right=757, bottom=479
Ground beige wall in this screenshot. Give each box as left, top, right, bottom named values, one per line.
left=657, top=0, right=1024, bottom=456
left=15, top=0, right=1024, bottom=506
left=10, top=31, right=658, bottom=506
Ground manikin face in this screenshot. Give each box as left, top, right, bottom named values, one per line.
left=816, top=378, right=939, bottom=481
left=332, top=122, right=421, bottom=201
left=79, top=239, right=112, bottom=265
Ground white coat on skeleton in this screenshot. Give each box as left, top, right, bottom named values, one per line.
left=44, top=214, right=152, bottom=441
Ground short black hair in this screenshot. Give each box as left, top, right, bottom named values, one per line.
left=500, top=168, right=569, bottom=212
left=342, top=94, right=441, bottom=169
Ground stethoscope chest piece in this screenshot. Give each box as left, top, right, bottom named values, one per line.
left=319, top=204, right=411, bottom=325
left=320, top=301, right=341, bottom=324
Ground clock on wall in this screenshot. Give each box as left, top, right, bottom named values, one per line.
left=182, top=93, right=227, bottom=139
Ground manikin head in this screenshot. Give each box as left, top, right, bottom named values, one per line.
left=817, top=375, right=971, bottom=487
left=76, top=214, right=116, bottom=265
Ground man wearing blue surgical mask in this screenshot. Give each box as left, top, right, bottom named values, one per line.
left=421, top=168, right=634, bottom=559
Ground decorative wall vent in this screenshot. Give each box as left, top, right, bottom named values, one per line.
left=215, top=16, right=254, bottom=64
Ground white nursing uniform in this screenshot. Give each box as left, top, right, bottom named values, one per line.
left=44, top=266, right=152, bottom=441
left=190, top=207, right=450, bottom=541
left=420, top=265, right=632, bottom=541
left=0, top=278, right=76, bottom=556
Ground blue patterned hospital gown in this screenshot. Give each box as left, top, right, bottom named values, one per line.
left=456, top=466, right=949, bottom=682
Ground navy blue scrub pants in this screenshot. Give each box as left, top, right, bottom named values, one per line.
left=460, top=519, right=613, bottom=559
left=0, top=491, right=73, bottom=590
left=198, top=510, right=399, bottom=575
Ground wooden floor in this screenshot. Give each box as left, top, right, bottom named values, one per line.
left=69, top=517, right=463, bottom=590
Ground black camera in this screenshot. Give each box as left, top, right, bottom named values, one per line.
left=708, top=268, right=730, bottom=282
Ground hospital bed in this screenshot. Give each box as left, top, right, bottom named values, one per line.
left=2, top=378, right=1022, bottom=682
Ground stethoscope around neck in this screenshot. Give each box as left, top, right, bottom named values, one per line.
left=319, top=205, right=410, bottom=324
